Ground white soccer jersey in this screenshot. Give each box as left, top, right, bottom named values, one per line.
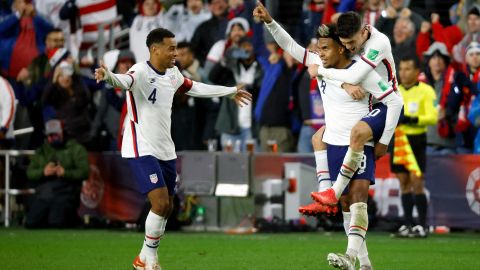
left=0, top=77, right=16, bottom=139
left=264, top=20, right=403, bottom=146
left=104, top=61, right=237, bottom=160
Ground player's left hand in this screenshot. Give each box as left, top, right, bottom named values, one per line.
left=307, top=64, right=319, bottom=79
left=233, top=85, right=252, bottom=107
left=374, top=143, right=388, bottom=160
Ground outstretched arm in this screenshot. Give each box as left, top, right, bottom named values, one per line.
left=95, top=62, right=135, bottom=90
left=175, top=68, right=252, bottom=107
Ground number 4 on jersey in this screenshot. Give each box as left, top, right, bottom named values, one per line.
left=148, top=88, right=157, bottom=104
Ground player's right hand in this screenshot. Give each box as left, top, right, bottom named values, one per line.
left=94, top=61, right=108, bottom=83
left=253, top=1, right=273, bottom=23
left=342, top=83, right=365, bottom=100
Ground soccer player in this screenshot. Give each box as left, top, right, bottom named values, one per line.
left=254, top=3, right=403, bottom=270
left=94, top=28, right=251, bottom=270
left=309, top=11, right=401, bottom=207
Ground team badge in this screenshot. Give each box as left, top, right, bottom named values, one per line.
left=149, top=173, right=158, bottom=184
left=377, top=80, right=389, bottom=92
left=366, top=49, right=379, bottom=61
left=169, top=75, right=176, bottom=86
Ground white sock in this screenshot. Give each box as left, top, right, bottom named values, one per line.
left=343, top=211, right=370, bottom=266
left=331, top=147, right=363, bottom=198
left=140, top=211, right=167, bottom=261
left=315, top=150, right=331, bottom=191
left=346, top=202, right=368, bottom=259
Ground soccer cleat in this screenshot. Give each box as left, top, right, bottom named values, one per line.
left=133, top=255, right=146, bottom=270
left=311, top=188, right=338, bottom=206
left=146, top=262, right=161, bottom=270
left=298, top=202, right=338, bottom=216
left=327, top=253, right=355, bottom=270
left=360, top=265, right=373, bottom=270
left=409, top=225, right=428, bottom=238
left=391, top=225, right=411, bottom=238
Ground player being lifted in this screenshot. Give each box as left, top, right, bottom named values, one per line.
left=95, top=28, right=251, bottom=270
left=310, top=11, right=402, bottom=207
left=254, top=2, right=403, bottom=270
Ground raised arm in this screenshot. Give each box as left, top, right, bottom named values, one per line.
left=253, top=1, right=320, bottom=65
left=361, top=71, right=404, bottom=146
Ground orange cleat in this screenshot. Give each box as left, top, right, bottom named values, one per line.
left=133, top=255, right=146, bottom=270
left=311, top=188, right=338, bottom=206
left=298, top=202, right=338, bottom=216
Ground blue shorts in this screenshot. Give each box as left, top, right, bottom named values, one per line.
left=327, top=144, right=376, bottom=194
left=128, top=156, right=177, bottom=195
left=361, top=103, right=387, bottom=143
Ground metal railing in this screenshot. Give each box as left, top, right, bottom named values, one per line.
left=0, top=150, right=35, bottom=227
left=95, top=15, right=130, bottom=60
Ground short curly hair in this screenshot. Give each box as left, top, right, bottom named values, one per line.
left=336, top=12, right=362, bottom=39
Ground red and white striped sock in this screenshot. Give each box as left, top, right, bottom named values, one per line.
left=140, top=211, right=167, bottom=261
left=315, top=150, right=331, bottom=191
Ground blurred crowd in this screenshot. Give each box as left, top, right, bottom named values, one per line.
left=1, top=0, right=480, bottom=155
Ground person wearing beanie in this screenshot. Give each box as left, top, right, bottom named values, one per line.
left=25, top=119, right=89, bottom=229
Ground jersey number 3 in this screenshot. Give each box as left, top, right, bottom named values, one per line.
left=148, top=88, right=157, bottom=104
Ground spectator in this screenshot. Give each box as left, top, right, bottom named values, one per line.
left=361, top=0, right=385, bottom=26
left=416, top=13, right=463, bottom=63
left=15, top=28, right=66, bottom=149
left=0, top=75, right=16, bottom=149
left=422, top=42, right=458, bottom=154
left=252, top=23, right=295, bottom=152
left=375, top=0, right=425, bottom=44
left=453, top=5, right=480, bottom=64
left=295, top=0, right=326, bottom=47
left=41, top=60, right=93, bottom=148
left=204, top=17, right=249, bottom=79
left=59, top=0, right=120, bottom=59
left=130, top=0, right=166, bottom=62
left=164, top=0, right=212, bottom=42
left=226, top=0, right=255, bottom=22
left=211, top=36, right=263, bottom=151
left=191, top=0, right=229, bottom=66
left=392, top=16, right=416, bottom=74
left=173, top=42, right=203, bottom=150
left=25, top=119, right=89, bottom=228
left=90, top=49, right=135, bottom=151
left=391, top=55, right=437, bottom=238
left=291, top=40, right=324, bottom=153
left=0, top=0, right=53, bottom=80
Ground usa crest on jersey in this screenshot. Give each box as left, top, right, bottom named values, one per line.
left=149, top=173, right=159, bottom=184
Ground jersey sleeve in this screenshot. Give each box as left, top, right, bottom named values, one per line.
left=173, top=66, right=236, bottom=97
left=264, top=20, right=321, bottom=66
left=362, top=70, right=404, bottom=145
left=318, top=34, right=391, bottom=84
left=105, top=63, right=143, bottom=90
left=206, top=40, right=225, bottom=63
left=0, top=77, right=16, bottom=129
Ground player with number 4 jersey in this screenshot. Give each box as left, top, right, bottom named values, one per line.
left=95, top=28, right=251, bottom=270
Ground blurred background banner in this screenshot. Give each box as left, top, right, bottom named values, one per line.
left=78, top=153, right=145, bottom=223
left=74, top=153, right=480, bottom=229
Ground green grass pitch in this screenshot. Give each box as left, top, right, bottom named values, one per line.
left=0, top=229, right=479, bottom=269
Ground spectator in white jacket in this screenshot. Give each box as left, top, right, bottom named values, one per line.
left=165, top=0, right=212, bottom=42
left=129, top=0, right=167, bottom=62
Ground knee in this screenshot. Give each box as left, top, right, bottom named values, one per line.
left=350, top=124, right=369, bottom=146
left=350, top=191, right=368, bottom=204
left=151, top=199, right=171, bottom=216
left=312, top=127, right=326, bottom=150
left=411, top=178, right=425, bottom=194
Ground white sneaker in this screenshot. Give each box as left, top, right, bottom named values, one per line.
left=391, top=225, right=410, bottom=238
left=146, top=262, right=161, bottom=270
left=409, top=225, right=428, bottom=238
left=327, top=253, right=355, bottom=270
